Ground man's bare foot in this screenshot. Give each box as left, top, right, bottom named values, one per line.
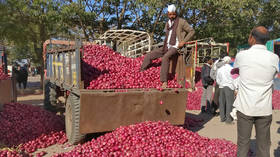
left=162, top=82, right=168, bottom=89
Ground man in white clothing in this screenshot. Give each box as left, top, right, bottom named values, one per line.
left=216, top=56, right=235, bottom=124
left=234, top=26, right=279, bottom=157
left=210, top=52, right=228, bottom=115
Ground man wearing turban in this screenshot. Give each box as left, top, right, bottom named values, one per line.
left=141, top=4, right=195, bottom=88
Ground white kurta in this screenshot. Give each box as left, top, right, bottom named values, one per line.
left=233, top=44, right=279, bottom=116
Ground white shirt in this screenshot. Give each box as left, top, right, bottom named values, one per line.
left=232, top=76, right=240, bottom=90
left=167, top=20, right=179, bottom=49
left=233, top=44, right=279, bottom=116
left=216, top=64, right=234, bottom=90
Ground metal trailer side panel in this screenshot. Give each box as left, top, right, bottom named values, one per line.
left=47, top=48, right=81, bottom=93
left=79, top=89, right=187, bottom=134
left=0, top=78, right=17, bottom=104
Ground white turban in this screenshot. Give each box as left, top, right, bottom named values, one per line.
left=168, top=4, right=176, bottom=13
left=222, top=56, right=232, bottom=64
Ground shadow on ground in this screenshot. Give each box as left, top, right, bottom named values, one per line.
left=275, top=141, right=280, bottom=157
left=17, top=98, right=43, bottom=104
left=184, top=111, right=216, bottom=132
left=275, top=121, right=280, bottom=157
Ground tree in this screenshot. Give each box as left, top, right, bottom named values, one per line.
left=0, top=0, right=65, bottom=87
left=1, top=0, right=280, bottom=81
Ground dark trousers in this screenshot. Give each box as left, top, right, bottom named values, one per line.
left=18, top=81, right=27, bottom=89
left=213, top=84, right=220, bottom=106
left=200, top=85, right=213, bottom=107
left=141, top=47, right=177, bottom=82
left=237, top=111, right=272, bottom=157
left=219, top=86, right=234, bottom=122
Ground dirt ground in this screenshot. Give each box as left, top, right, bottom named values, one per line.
left=9, top=76, right=280, bottom=156
left=186, top=110, right=280, bottom=157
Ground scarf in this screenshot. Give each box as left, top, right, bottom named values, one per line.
left=163, top=17, right=179, bottom=52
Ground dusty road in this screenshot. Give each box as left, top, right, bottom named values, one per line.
left=186, top=110, right=280, bottom=157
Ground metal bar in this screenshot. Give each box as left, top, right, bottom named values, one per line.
left=193, top=41, right=198, bottom=89
left=75, top=38, right=81, bottom=88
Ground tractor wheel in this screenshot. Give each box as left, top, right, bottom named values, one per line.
left=65, top=92, right=85, bottom=144
left=44, top=79, right=57, bottom=111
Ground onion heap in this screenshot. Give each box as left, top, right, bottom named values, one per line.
left=0, top=67, right=9, bottom=80
left=272, top=90, right=280, bottom=110
left=186, top=88, right=203, bottom=110
left=0, top=149, right=29, bottom=157
left=186, top=87, right=280, bottom=110
left=0, top=103, right=67, bottom=154
left=54, top=121, right=237, bottom=157
left=82, top=45, right=182, bottom=89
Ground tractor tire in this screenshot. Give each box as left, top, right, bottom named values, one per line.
left=65, top=92, right=85, bottom=144
left=44, top=79, right=57, bottom=111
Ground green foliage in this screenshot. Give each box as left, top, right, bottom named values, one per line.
left=1, top=0, right=280, bottom=65
left=0, top=0, right=64, bottom=64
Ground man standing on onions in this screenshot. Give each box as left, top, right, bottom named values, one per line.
left=141, top=4, right=195, bottom=88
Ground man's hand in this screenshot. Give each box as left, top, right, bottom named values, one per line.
left=234, top=90, right=238, bottom=99
left=178, top=41, right=185, bottom=48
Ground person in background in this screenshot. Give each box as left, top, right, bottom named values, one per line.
left=230, top=67, right=240, bottom=121
left=234, top=26, right=279, bottom=157
left=141, top=4, right=195, bottom=88
left=216, top=56, right=235, bottom=124
left=21, top=65, right=28, bottom=89
left=210, top=52, right=228, bottom=115
left=200, top=56, right=214, bottom=114
left=14, top=65, right=23, bottom=89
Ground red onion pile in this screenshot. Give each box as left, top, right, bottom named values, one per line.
left=0, top=103, right=67, bottom=154
left=186, top=87, right=280, bottom=110
left=272, top=90, right=280, bottom=110
left=54, top=121, right=237, bottom=157
left=186, top=87, right=203, bottom=110
left=82, top=45, right=182, bottom=89
left=0, top=67, right=9, bottom=80
left=0, top=149, right=29, bottom=157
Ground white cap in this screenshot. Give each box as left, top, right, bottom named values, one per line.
left=222, top=56, right=231, bottom=64
left=168, top=4, right=176, bottom=13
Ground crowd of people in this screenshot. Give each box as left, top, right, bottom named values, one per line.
left=200, top=53, right=237, bottom=124
left=11, top=62, right=40, bottom=89
left=199, top=26, right=279, bottom=157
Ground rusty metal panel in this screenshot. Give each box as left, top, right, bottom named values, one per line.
left=0, top=78, right=16, bottom=104
left=79, top=89, right=187, bottom=134
left=175, top=54, right=195, bottom=88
